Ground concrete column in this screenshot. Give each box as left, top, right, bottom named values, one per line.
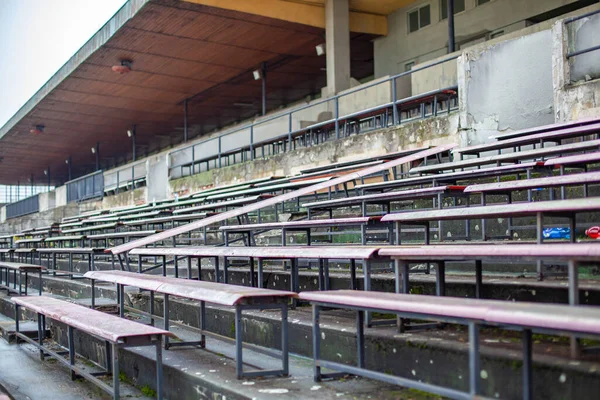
left=325, top=0, right=351, bottom=96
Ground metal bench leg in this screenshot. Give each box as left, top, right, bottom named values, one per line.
left=91, top=280, right=96, bottom=308
left=150, top=291, right=155, bottom=326
left=312, top=304, right=322, bottom=382
left=475, top=260, right=483, bottom=299
left=223, top=257, right=229, bottom=284
left=235, top=305, right=243, bottom=379
left=214, top=257, right=220, bottom=283
left=105, top=341, right=112, bottom=375
left=39, top=269, right=43, bottom=295
left=436, top=261, right=446, bottom=297
left=187, top=257, right=192, bottom=279
left=318, top=259, right=325, bottom=291
left=569, top=260, right=580, bottom=358
left=199, top=301, right=206, bottom=348
left=164, top=294, right=170, bottom=349
left=356, top=309, right=365, bottom=369
left=249, top=257, right=256, bottom=287
left=363, top=260, right=372, bottom=327
left=398, top=261, right=409, bottom=332
left=155, top=340, right=164, bottom=400
left=468, top=322, right=480, bottom=396
left=350, top=259, right=357, bottom=290
left=523, top=329, right=532, bottom=400
left=257, top=259, right=263, bottom=288
left=119, top=284, right=125, bottom=318
left=68, top=326, right=76, bottom=381
left=112, top=344, right=120, bottom=400
left=37, top=313, right=45, bottom=360
left=281, top=304, right=289, bottom=376
left=536, top=212, right=544, bottom=280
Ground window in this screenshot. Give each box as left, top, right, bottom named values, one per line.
left=408, top=5, right=431, bottom=33
left=441, top=0, right=465, bottom=20
left=477, top=0, right=490, bottom=4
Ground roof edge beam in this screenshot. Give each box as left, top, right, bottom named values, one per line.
left=181, top=0, right=388, bottom=35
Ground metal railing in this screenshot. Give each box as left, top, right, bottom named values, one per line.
left=103, top=160, right=147, bottom=194
left=66, top=170, right=104, bottom=203
left=565, top=8, right=600, bottom=59
left=6, top=194, right=40, bottom=219
left=169, top=55, right=460, bottom=179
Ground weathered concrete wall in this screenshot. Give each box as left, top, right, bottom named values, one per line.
left=170, top=113, right=459, bottom=194
left=458, top=30, right=555, bottom=146
left=552, top=18, right=600, bottom=122
left=101, top=186, right=146, bottom=210
left=0, top=203, right=80, bottom=234
left=146, top=154, right=169, bottom=203
left=38, top=191, right=56, bottom=212
left=55, top=185, right=67, bottom=208
left=374, top=0, right=595, bottom=79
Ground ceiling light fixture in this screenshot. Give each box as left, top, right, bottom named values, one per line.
left=30, top=124, right=44, bottom=135
left=91, top=147, right=96, bottom=154
left=233, top=102, right=255, bottom=108
left=252, top=69, right=263, bottom=81
left=112, top=59, right=132, bottom=74
left=315, top=43, right=326, bottom=56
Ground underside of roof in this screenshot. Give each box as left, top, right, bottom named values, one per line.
left=0, top=0, right=395, bottom=185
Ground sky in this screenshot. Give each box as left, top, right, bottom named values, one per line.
left=0, top=0, right=128, bottom=128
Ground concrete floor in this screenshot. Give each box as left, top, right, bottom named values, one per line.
left=0, top=314, right=151, bottom=400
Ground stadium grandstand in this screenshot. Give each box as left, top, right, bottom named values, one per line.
left=1, top=0, right=600, bottom=399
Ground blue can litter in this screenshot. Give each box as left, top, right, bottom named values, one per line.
left=542, top=227, right=570, bottom=240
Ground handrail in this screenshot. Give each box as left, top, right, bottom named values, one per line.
left=65, top=169, right=103, bottom=184
left=169, top=55, right=460, bottom=170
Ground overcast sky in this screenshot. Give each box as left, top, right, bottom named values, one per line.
left=0, top=0, right=128, bottom=128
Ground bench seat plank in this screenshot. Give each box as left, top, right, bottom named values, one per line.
left=457, top=122, right=600, bottom=156
left=0, top=261, right=46, bottom=272
left=172, top=195, right=273, bottom=215
left=464, top=171, right=600, bottom=193
left=490, top=117, right=600, bottom=141
left=86, top=230, right=160, bottom=240
left=298, top=290, right=600, bottom=335
left=411, top=139, right=600, bottom=174
left=219, top=217, right=374, bottom=232
left=13, top=296, right=174, bottom=343
left=37, top=247, right=104, bottom=253
left=380, top=197, right=600, bottom=222
left=123, top=212, right=211, bottom=226
left=356, top=162, right=543, bottom=192
left=302, top=186, right=465, bottom=210
left=84, top=270, right=296, bottom=306
left=377, top=243, right=600, bottom=262
left=129, top=245, right=380, bottom=260
left=544, top=151, right=600, bottom=167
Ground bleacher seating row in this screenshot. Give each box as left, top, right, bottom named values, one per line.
left=2, top=117, right=600, bottom=399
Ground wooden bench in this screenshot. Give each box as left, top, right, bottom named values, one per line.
left=456, top=122, right=600, bottom=157
left=489, top=117, right=600, bottom=141
left=13, top=296, right=171, bottom=399
left=380, top=197, right=600, bottom=279
left=381, top=197, right=600, bottom=243
left=357, top=161, right=546, bottom=193
left=302, top=185, right=467, bottom=221
left=86, top=230, right=161, bottom=247
left=84, top=270, right=295, bottom=379
left=378, top=243, right=600, bottom=331
left=411, top=139, right=600, bottom=174
left=62, top=222, right=123, bottom=235
left=464, top=170, right=600, bottom=200
left=0, top=261, right=45, bottom=295
left=220, top=217, right=380, bottom=246
left=298, top=290, right=600, bottom=400
left=37, top=248, right=105, bottom=278
left=171, top=194, right=274, bottom=215
left=129, top=246, right=381, bottom=293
